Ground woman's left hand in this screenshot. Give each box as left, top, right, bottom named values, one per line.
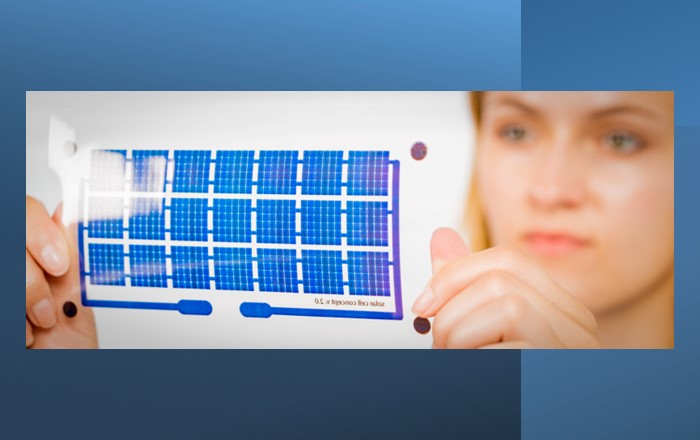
left=413, top=228, right=601, bottom=349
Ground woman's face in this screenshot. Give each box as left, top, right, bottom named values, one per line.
left=476, top=92, right=674, bottom=314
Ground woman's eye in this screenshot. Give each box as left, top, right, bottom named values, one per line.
left=604, top=131, right=643, bottom=153
left=500, top=124, right=529, bottom=142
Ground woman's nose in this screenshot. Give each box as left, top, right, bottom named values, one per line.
left=528, top=147, right=586, bottom=210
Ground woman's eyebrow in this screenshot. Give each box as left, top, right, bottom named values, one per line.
left=590, top=105, right=660, bottom=120
left=486, top=98, right=540, bottom=116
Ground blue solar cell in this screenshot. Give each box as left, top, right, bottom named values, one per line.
left=173, top=150, right=211, bottom=193
left=88, top=244, right=125, bottom=286
left=256, top=199, right=296, bottom=244
left=347, top=151, right=389, bottom=196
left=129, top=198, right=165, bottom=240
left=347, top=251, right=390, bottom=296
left=214, top=247, right=254, bottom=291
left=170, top=198, right=208, bottom=241
left=257, top=151, right=299, bottom=194
left=214, top=151, right=254, bottom=194
left=257, top=248, right=298, bottom=293
left=301, top=200, right=341, bottom=245
left=302, top=250, right=344, bottom=294
left=129, top=245, right=167, bottom=287
left=171, top=246, right=210, bottom=289
left=132, top=150, right=169, bottom=192
left=213, top=199, right=252, bottom=243
left=90, top=150, right=127, bottom=191
left=301, top=151, right=343, bottom=195
left=88, top=197, right=124, bottom=239
left=346, top=201, right=389, bottom=246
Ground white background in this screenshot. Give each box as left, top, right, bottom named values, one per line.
left=26, top=92, right=474, bottom=348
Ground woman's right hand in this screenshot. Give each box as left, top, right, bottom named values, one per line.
left=26, top=196, right=97, bottom=348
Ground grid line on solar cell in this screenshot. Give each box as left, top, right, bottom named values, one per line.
left=214, top=247, right=254, bottom=291
left=301, top=250, right=344, bottom=294
left=347, top=151, right=389, bottom=196
left=256, top=199, right=296, bottom=244
left=129, top=245, right=167, bottom=287
left=171, top=246, right=210, bottom=289
left=214, top=151, right=255, bottom=194
left=257, top=151, right=299, bottom=194
left=347, top=251, right=391, bottom=296
left=213, top=199, right=252, bottom=243
left=88, top=243, right=125, bottom=286
left=90, top=150, right=126, bottom=191
left=173, top=150, right=211, bottom=193
left=88, top=197, right=124, bottom=239
left=301, top=151, right=343, bottom=195
left=346, top=201, right=389, bottom=246
left=170, top=198, right=209, bottom=241
left=300, top=200, right=342, bottom=245
left=129, top=197, right=166, bottom=240
left=257, top=248, right=299, bottom=293
left=132, top=150, right=168, bottom=192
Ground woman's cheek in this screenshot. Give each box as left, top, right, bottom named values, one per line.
left=586, top=170, right=674, bottom=311
left=476, top=154, right=529, bottom=246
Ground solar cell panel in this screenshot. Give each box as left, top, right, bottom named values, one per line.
left=214, top=151, right=254, bottom=194
left=130, top=245, right=168, bottom=287
left=257, top=151, right=298, bottom=195
left=88, top=243, right=126, bottom=286
left=79, top=148, right=402, bottom=320
left=173, top=150, right=211, bottom=193
left=214, top=247, right=254, bottom=291
left=257, top=248, right=299, bottom=293
left=170, top=198, right=208, bottom=241
left=171, top=246, right=210, bottom=289
left=129, top=197, right=165, bottom=240
left=213, top=199, right=252, bottom=243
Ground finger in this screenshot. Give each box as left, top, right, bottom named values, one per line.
left=26, top=250, right=57, bottom=329
left=419, top=246, right=596, bottom=332
left=26, top=318, right=34, bottom=348
left=440, top=295, right=563, bottom=349
left=26, top=196, right=70, bottom=276
left=430, top=227, right=470, bottom=274
left=478, top=341, right=533, bottom=349
left=432, top=270, right=599, bottom=349
left=413, top=228, right=470, bottom=315
left=46, top=213, right=98, bottom=347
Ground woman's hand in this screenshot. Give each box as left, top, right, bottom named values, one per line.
left=413, top=228, right=601, bottom=349
left=26, top=196, right=97, bottom=348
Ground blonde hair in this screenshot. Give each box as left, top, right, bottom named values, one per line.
left=465, top=91, right=491, bottom=252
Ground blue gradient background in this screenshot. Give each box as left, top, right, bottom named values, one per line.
left=522, top=1, right=699, bottom=439
left=7, top=1, right=522, bottom=439
left=7, top=0, right=697, bottom=438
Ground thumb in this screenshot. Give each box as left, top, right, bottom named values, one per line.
left=412, top=228, right=470, bottom=317
left=430, top=227, right=471, bottom=275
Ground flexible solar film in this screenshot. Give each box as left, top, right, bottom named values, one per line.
left=78, top=148, right=402, bottom=320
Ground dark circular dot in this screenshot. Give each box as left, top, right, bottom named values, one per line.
left=63, top=301, right=78, bottom=318
left=411, top=142, right=428, bottom=161
left=413, top=317, right=431, bottom=334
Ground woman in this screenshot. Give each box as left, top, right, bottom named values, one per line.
left=414, top=91, right=674, bottom=348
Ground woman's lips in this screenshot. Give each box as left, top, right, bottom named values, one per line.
left=524, top=232, right=591, bottom=257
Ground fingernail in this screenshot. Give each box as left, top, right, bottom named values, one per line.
left=41, top=243, right=68, bottom=274
left=32, top=299, right=56, bottom=328
left=412, top=285, right=435, bottom=316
